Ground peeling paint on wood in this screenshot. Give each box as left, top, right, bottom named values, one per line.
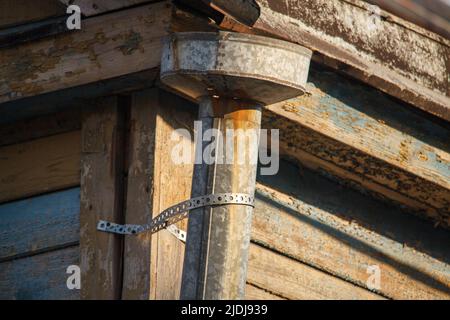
left=0, top=246, right=79, bottom=300
left=262, top=64, right=450, bottom=228
left=0, top=188, right=80, bottom=261
left=221, top=0, right=450, bottom=120
left=0, top=2, right=171, bottom=105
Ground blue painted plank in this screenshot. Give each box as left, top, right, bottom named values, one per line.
left=0, top=246, right=80, bottom=300
left=0, top=188, right=80, bottom=260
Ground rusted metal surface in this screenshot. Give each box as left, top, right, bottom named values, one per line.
left=161, top=31, right=311, bottom=105
left=181, top=97, right=262, bottom=299
left=161, top=31, right=311, bottom=299
left=216, top=0, right=450, bottom=121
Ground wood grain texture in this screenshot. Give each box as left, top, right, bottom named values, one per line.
left=253, top=160, right=450, bottom=299
left=121, top=89, right=157, bottom=300
left=150, top=90, right=196, bottom=300
left=244, top=283, right=285, bottom=300
left=58, top=0, right=154, bottom=16
left=244, top=0, right=450, bottom=121
left=248, top=244, right=384, bottom=300
left=0, top=0, right=65, bottom=29
left=0, top=130, right=81, bottom=203
left=0, top=1, right=171, bottom=105
left=0, top=188, right=80, bottom=261
left=80, top=97, right=125, bottom=300
left=0, top=109, right=81, bottom=147
left=0, top=245, right=80, bottom=300
left=262, top=63, right=450, bottom=229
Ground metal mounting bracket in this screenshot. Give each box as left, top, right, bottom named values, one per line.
left=97, top=193, right=255, bottom=236
left=166, top=224, right=187, bottom=242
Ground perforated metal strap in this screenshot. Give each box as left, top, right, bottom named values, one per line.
left=97, top=193, right=255, bottom=236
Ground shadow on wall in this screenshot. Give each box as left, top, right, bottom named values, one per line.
left=256, top=159, right=450, bottom=297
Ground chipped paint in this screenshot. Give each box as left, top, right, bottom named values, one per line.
left=219, top=0, right=450, bottom=120
left=263, top=64, right=450, bottom=228
left=114, top=30, right=144, bottom=56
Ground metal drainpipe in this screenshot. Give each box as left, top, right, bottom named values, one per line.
left=160, top=31, right=312, bottom=299
left=181, top=97, right=262, bottom=299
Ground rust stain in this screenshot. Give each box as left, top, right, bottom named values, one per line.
left=399, top=138, right=411, bottom=164
left=418, top=151, right=429, bottom=162
left=114, top=30, right=144, bottom=56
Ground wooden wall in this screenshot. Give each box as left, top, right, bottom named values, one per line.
left=0, top=110, right=81, bottom=299
left=0, top=86, right=449, bottom=299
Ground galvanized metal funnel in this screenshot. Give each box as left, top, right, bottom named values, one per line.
left=161, top=31, right=312, bottom=105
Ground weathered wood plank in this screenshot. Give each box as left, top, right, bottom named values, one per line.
left=0, top=109, right=81, bottom=147
left=80, top=97, right=125, bottom=300
left=58, top=0, right=154, bottom=16
left=0, top=0, right=65, bottom=29
left=248, top=244, right=384, bottom=300
left=221, top=0, right=450, bottom=121
left=121, top=89, right=157, bottom=300
left=0, top=188, right=80, bottom=261
left=262, top=64, right=450, bottom=228
left=0, top=15, right=70, bottom=49
left=0, top=1, right=171, bottom=105
left=367, top=0, right=450, bottom=39
left=0, top=130, right=81, bottom=203
left=150, top=90, right=196, bottom=299
left=244, top=283, right=285, bottom=300
left=0, top=246, right=80, bottom=300
left=253, top=160, right=450, bottom=299
left=0, top=70, right=157, bottom=125
left=0, top=4, right=218, bottom=125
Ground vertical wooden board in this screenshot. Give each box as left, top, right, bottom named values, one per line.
left=150, top=90, right=196, bottom=299
left=0, top=246, right=80, bottom=300
left=0, top=131, right=81, bottom=203
left=122, top=89, right=157, bottom=299
left=247, top=244, right=384, bottom=300
left=0, top=188, right=80, bottom=261
left=80, top=97, right=125, bottom=300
